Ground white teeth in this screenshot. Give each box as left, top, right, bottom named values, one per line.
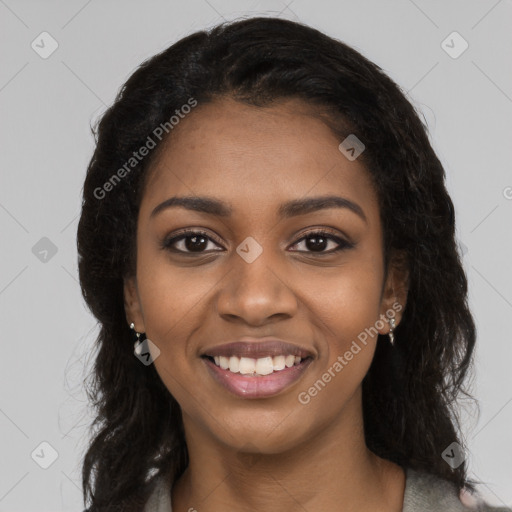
left=209, top=354, right=304, bottom=375
left=239, top=357, right=256, bottom=374
left=255, top=356, right=274, bottom=375
left=273, top=355, right=286, bottom=370
left=229, top=356, right=240, bottom=373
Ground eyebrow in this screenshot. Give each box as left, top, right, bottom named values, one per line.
left=150, top=195, right=367, bottom=223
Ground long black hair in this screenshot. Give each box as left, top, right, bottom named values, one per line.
left=77, top=16, right=477, bottom=511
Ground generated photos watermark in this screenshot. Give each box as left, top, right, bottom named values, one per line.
left=94, top=97, right=198, bottom=200
left=298, top=301, right=402, bottom=405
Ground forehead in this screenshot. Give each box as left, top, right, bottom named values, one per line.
left=140, top=97, right=378, bottom=221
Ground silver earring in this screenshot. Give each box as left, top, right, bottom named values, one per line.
left=130, top=322, right=141, bottom=347
left=389, top=317, right=396, bottom=346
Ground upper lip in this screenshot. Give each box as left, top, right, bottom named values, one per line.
left=201, top=337, right=315, bottom=359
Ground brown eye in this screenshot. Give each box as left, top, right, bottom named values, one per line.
left=290, top=230, right=354, bottom=254
left=161, top=230, right=224, bottom=253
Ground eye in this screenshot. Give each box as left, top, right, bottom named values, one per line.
left=160, top=229, right=224, bottom=253
left=289, top=229, right=353, bottom=254
left=160, top=228, right=353, bottom=255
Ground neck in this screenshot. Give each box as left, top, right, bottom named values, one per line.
left=171, top=390, right=405, bottom=512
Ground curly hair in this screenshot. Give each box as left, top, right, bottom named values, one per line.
left=77, top=16, right=478, bottom=511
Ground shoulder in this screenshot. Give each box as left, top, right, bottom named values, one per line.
left=81, top=476, right=173, bottom=512
left=143, top=474, right=173, bottom=512
left=403, top=467, right=512, bottom=512
left=89, top=467, right=511, bottom=512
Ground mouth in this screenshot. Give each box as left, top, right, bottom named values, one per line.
left=202, top=354, right=308, bottom=375
left=200, top=339, right=314, bottom=399
left=201, top=355, right=313, bottom=399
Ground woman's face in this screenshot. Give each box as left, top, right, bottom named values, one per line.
left=125, top=97, right=406, bottom=454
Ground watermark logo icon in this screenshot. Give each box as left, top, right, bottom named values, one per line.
left=338, top=134, right=365, bottom=161
left=31, top=31, right=59, bottom=59
left=236, top=442, right=263, bottom=468
left=236, top=236, right=263, bottom=263
left=441, top=32, right=468, bottom=59
left=32, top=237, right=58, bottom=263
left=442, top=441, right=465, bottom=468
left=31, top=441, right=59, bottom=469
left=134, top=338, right=161, bottom=365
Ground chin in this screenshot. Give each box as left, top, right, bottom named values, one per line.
left=207, top=409, right=313, bottom=455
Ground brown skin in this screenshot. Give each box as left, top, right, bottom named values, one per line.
left=124, top=97, right=409, bottom=511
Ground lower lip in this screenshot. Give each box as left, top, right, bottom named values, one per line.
left=202, top=357, right=313, bottom=399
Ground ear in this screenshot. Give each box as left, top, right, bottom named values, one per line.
left=378, top=251, right=409, bottom=335
left=123, top=276, right=146, bottom=333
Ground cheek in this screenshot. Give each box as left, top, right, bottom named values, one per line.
left=310, top=262, right=383, bottom=334
left=135, top=257, right=209, bottom=403
left=136, top=246, right=218, bottom=347
left=296, top=273, right=382, bottom=422
left=305, top=259, right=384, bottom=375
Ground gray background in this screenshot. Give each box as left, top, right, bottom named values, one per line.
left=1, top=0, right=511, bottom=510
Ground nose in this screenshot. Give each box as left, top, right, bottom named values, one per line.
left=216, top=246, right=299, bottom=326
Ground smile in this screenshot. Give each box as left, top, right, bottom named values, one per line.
left=209, top=354, right=303, bottom=375
left=201, top=354, right=313, bottom=399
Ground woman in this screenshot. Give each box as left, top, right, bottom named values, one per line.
left=77, top=16, right=511, bottom=512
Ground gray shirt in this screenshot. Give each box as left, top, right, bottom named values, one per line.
left=143, top=467, right=512, bottom=511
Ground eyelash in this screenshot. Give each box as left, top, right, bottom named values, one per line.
left=160, top=228, right=354, bottom=255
